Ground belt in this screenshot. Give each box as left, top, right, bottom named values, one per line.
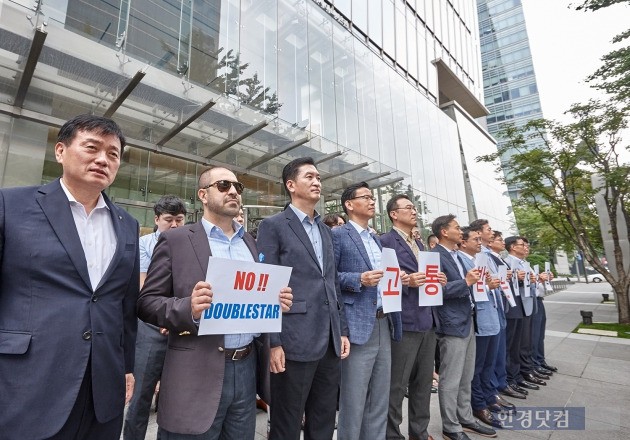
left=376, top=309, right=387, bottom=319
left=221, top=343, right=253, bottom=361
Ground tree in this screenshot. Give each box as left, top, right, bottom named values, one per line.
left=477, top=100, right=630, bottom=323
left=575, top=0, right=630, bottom=105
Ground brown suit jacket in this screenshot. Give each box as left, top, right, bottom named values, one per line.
left=137, top=221, right=265, bottom=435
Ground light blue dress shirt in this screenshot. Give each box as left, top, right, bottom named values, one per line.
left=289, top=204, right=324, bottom=272
left=139, top=231, right=160, bottom=273
left=349, top=220, right=383, bottom=309
left=201, top=217, right=259, bottom=349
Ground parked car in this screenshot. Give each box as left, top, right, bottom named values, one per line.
left=587, top=273, right=605, bottom=283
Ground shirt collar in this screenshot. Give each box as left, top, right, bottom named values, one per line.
left=201, top=217, right=244, bottom=239
left=459, top=250, right=475, bottom=261
left=440, top=243, right=458, bottom=253
left=349, top=220, right=370, bottom=235
left=289, top=203, right=321, bottom=224
left=60, top=178, right=109, bottom=211
left=393, top=226, right=414, bottom=242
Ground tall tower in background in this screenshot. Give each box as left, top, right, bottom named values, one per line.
left=477, top=0, right=546, bottom=198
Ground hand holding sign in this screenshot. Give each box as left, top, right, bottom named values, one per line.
left=379, top=248, right=402, bottom=313
left=191, top=281, right=213, bottom=321
left=473, top=253, right=490, bottom=302
left=361, top=270, right=384, bottom=287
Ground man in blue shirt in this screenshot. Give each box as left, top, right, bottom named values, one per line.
left=124, top=195, right=187, bottom=440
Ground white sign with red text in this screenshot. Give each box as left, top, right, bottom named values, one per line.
left=417, top=251, right=443, bottom=306
left=379, top=248, right=402, bottom=313
left=544, top=262, right=553, bottom=292
left=498, top=265, right=517, bottom=307
left=473, top=253, right=490, bottom=302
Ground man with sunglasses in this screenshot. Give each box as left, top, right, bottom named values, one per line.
left=137, top=167, right=293, bottom=440
left=257, top=157, right=350, bottom=440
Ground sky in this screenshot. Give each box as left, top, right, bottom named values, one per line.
left=521, top=0, right=629, bottom=123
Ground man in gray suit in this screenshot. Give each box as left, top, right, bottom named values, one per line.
left=0, top=115, right=139, bottom=439
left=137, top=167, right=292, bottom=439
left=257, top=157, right=350, bottom=440
left=332, top=182, right=403, bottom=440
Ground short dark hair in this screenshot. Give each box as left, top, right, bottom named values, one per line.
left=386, top=194, right=412, bottom=221
left=428, top=234, right=438, bottom=243
left=323, top=213, right=341, bottom=228
left=431, top=214, right=456, bottom=239
left=57, top=114, right=126, bottom=148
left=282, top=157, right=316, bottom=198
left=504, top=235, right=523, bottom=252
left=154, top=195, right=187, bottom=217
left=492, top=230, right=503, bottom=239
left=468, top=219, right=489, bottom=233
left=461, top=226, right=472, bottom=241
left=341, top=182, right=370, bottom=215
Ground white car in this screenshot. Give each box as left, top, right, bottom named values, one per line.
left=587, top=273, right=605, bottom=283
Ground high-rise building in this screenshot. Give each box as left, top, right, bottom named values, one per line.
left=477, top=0, right=546, bottom=198
left=0, top=0, right=514, bottom=232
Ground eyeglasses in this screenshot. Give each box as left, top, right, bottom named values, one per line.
left=202, top=180, right=244, bottom=195
left=393, top=205, right=417, bottom=212
left=351, top=194, right=376, bottom=202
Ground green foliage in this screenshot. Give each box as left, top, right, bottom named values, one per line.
left=477, top=100, right=630, bottom=322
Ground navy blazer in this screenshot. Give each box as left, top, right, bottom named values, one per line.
left=432, top=245, right=476, bottom=338
left=256, top=207, right=348, bottom=362
left=380, top=229, right=436, bottom=333
left=0, top=179, right=139, bottom=439
left=332, top=224, right=402, bottom=345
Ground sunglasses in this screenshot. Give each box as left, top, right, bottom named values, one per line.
left=202, top=180, right=244, bottom=194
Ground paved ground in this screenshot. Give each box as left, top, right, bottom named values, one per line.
left=134, top=281, right=630, bottom=439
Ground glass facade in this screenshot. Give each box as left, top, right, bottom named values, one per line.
left=0, top=0, right=512, bottom=233
left=477, top=0, right=546, bottom=198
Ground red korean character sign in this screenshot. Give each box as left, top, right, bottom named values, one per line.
left=473, top=252, right=490, bottom=302
left=417, top=251, right=442, bottom=306
left=379, top=248, right=402, bottom=313
left=498, top=265, right=516, bottom=307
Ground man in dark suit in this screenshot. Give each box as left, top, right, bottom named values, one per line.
left=0, top=114, right=139, bottom=439
left=137, top=167, right=292, bottom=439
left=332, top=182, right=403, bottom=440
left=257, top=157, right=350, bottom=440
left=431, top=215, right=495, bottom=440
left=381, top=194, right=445, bottom=440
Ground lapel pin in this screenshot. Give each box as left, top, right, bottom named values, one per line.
left=178, top=331, right=191, bottom=336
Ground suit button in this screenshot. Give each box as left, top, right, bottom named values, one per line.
left=91, top=295, right=98, bottom=302
left=218, top=347, right=224, bottom=352
left=82, top=331, right=92, bottom=341
left=373, top=300, right=377, bottom=305
left=325, top=300, right=329, bottom=305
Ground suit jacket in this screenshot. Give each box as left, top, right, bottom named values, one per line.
left=504, top=255, right=535, bottom=318
left=487, top=252, right=508, bottom=329
left=380, top=229, right=436, bottom=333
left=432, top=245, right=476, bottom=338
left=256, top=207, right=348, bottom=362
left=0, top=179, right=139, bottom=439
left=458, top=251, right=499, bottom=337
left=137, top=222, right=268, bottom=435
left=331, top=224, right=402, bottom=345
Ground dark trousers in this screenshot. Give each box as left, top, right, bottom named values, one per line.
left=505, top=318, right=522, bottom=386
left=531, top=298, right=546, bottom=366
left=124, top=321, right=167, bottom=440
left=519, top=315, right=535, bottom=378
left=471, top=334, right=499, bottom=411
left=46, top=359, right=123, bottom=440
left=490, top=325, right=508, bottom=392
left=269, top=340, right=340, bottom=440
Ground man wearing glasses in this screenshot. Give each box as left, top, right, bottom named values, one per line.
left=381, top=195, right=446, bottom=440
left=137, top=167, right=292, bottom=439
left=332, top=183, right=403, bottom=440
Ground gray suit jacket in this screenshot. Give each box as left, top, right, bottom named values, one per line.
left=137, top=222, right=264, bottom=435
left=0, top=179, right=139, bottom=439
left=504, top=255, right=535, bottom=318
left=256, top=207, right=348, bottom=362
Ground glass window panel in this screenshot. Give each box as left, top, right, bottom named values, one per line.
left=417, top=19, right=428, bottom=88
left=395, top=2, right=406, bottom=70
left=335, top=0, right=351, bottom=18
left=352, top=0, right=368, bottom=31
left=382, top=0, right=395, bottom=58
left=368, top=0, right=382, bottom=47
left=354, top=43, right=380, bottom=160
left=390, top=74, right=411, bottom=175
left=189, top=1, right=222, bottom=87
left=406, top=12, right=417, bottom=79
left=332, top=24, right=360, bottom=151
left=373, top=58, right=396, bottom=169
left=307, top=2, right=337, bottom=142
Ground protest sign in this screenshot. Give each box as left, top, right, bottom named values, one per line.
left=523, top=262, right=532, bottom=296
left=198, top=257, right=292, bottom=335
left=379, top=248, right=402, bottom=313
left=473, top=252, right=490, bottom=302
left=418, top=251, right=442, bottom=306
left=498, top=265, right=516, bottom=307
left=544, top=262, right=553, bottom=292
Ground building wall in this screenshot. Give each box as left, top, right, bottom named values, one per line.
left=0, top=0, right=511, bottom=233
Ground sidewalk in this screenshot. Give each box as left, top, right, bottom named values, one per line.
left=139, top=282, right=630, bottom=439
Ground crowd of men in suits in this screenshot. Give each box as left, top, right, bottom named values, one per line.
left=0, top=115, right=556, bottom=440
